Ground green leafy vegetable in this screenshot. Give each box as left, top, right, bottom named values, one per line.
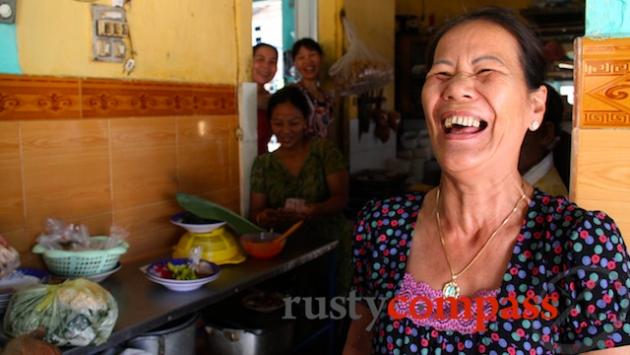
left=176, top=193, right=264, bottom=234
left=3, top=279, right=117, bottom=346
left=167, top=262, right=197, bottom=280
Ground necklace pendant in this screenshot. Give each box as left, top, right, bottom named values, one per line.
left=442, top=280, right=460, bottom=298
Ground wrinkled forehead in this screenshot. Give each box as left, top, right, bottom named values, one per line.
left=438, top=19, right=519, bottom=53
left=433, top=20, right=523, bottom=68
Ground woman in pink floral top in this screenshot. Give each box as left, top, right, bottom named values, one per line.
left=291, top=38, right=335, bottom=139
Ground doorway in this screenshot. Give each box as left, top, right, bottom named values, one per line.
left=252, top=0, right=318, bottom=90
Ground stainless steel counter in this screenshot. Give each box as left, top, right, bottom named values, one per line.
left=63, top=236, right=338, bottom=355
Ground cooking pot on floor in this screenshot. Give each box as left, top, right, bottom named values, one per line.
left=203, top=291, right=294, bottom=355
left=204, top=319, right=294, bottom=355
left=126, top=312, right=198, bottom=355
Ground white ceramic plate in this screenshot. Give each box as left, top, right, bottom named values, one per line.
left=145, top=276, right=216, bottom=292
left=142, top=258, right=220, bottom=292
left=51, top=263, right=121, bottom=283
left=84, top=263, right=121, bottom=283
left=170, top=211, right=226, bottom=234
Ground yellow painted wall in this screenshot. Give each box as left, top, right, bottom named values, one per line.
left=236, top=0, right=253, bottom=83
left=16, top=0, right=250, bottom=84
left=396, top=0, right=530, bottom=26
left=318, top=0, right=345, bottom=72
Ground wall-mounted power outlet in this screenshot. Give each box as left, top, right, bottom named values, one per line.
left=0, top=0, right=16, bottom=24
left=91, top=4, right=127, bottom=62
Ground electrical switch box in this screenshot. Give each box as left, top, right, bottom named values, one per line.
left=92, top=4, right=128, bottom=62
left=0, top=0, right=16, bottom=24
left=96, top=19, right=128, bottom=37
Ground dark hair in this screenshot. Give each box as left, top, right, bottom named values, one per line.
left=267, top=85, right=311, bottom=120
left=425, top=7, right=545, bottom=90
left=543, top=83, right=563, bottom=133
left=253, top=42, right=278, bottom=57
left=291, top=38, right=323, bottom=60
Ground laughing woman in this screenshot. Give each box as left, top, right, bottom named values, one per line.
left=344, top=7, right=630, bottom=355
left=291, top=38, right=335, bottom=139
left=252, top=43, right=278, bottom=155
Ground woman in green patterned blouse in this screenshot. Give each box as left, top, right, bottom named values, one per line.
left=250, top=85, right=348, bottom=230
left=249, top=86, right=352, bottom=291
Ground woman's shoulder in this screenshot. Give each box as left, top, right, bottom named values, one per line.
left=353, top=193, right=424, bottom=258
left=309, top=137, right=338, bottom=151
left=308, top=138, right=345, bottom=159
left=366, top=192, right=426, bottom=208
left=291, top=82, right=333, bottom=104
left=306, top=138, right=347, bottom=174
left=530, top=191, right=630, bottom=351
left=531, top=188, right=622, bottom=238
left=252, top=151, right=276, bottom=168
left=355, top=193, right=425, bottom=228
left=530, top=188, right=628, bottom=269
left=289, top=82, right=312, bottom=98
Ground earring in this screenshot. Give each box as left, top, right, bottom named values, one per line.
left=529, top=121, right=540, bottom=131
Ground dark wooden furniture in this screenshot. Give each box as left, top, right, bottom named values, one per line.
left=395, top=33, right=429, bottom=120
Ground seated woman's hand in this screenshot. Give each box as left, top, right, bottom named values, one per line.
left=294, top=204, right=316, bottom=219
left=256, top=208, right=284, bottom=227
left=275, top=208, right=305, bottom=223
left=257, top=208, right=303, bottom=228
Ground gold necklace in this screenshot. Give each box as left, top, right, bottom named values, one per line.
left=435, top=185, right=527, bottom=298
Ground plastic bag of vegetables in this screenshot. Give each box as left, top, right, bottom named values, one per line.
left=3, top=278, right=118, bottom=347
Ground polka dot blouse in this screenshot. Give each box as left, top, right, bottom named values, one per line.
left=351, top=188, right=630, bottom=354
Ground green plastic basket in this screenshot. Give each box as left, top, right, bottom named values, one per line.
left=32, top=236, right=129, bottom=277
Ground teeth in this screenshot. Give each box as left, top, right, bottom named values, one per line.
left=444, top=116, right=481, bottom=129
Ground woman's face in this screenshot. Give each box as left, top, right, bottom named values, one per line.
left=421, top=20, right=546, bottom=175
left=270, top=102, right=307, bottom=149
left=253, top=46, right=278, bottom=86
left=293, top=46, right=322, bottom=81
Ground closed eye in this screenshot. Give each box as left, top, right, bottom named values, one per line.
left=428, top=72, right=453, bottom=80
left=475, top=68, right=496, bottom=76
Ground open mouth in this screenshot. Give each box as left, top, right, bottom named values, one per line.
left=255, top=70, right=271, bottom=78
left=443, top=116, right=488, bottom=134
left=276, top=135, right=294, bottom=144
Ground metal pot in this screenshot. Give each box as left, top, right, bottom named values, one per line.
left=126, top=313, right=198, bottom=355
left=204, top=319, right=294, bottom=355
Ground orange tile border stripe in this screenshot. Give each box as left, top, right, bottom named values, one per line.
left=574, top=37, right=630, bottom=128
left=0, top=74, right=236, bottom=120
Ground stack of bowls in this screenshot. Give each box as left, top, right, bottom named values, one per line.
left=170, top=211, right=226, bottom=234
left=143, top=258, right=220, bottom=292
left=32, top=236, right=128, bottom=280
left=74, top=262, right=122, bottom=283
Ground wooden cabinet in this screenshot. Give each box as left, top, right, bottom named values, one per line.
left=395, top=34, right=429, bottom=120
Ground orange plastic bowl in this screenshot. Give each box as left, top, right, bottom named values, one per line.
left=239, top=232, right=286, bottom=259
